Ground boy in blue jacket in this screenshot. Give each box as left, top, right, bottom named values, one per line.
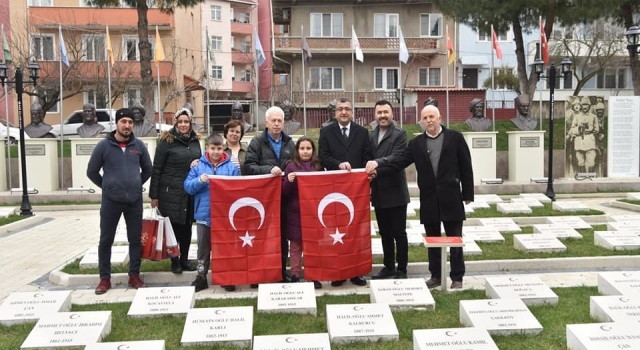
left=184, top=133, right=240, bottom=292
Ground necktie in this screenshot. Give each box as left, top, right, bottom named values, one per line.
left=342, top=127, right=348, bottom=140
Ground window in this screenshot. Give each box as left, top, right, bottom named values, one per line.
left=374, top=13, right=398, bottom=38
left=29, top=0, right=51, bottom=6
left=310, top=67, right=343, bottom=90
left=212, top=66, right=222, bottom=79
left=278, top=74, right=288, bottom=85
left=211, top=5, right=221, bottom=21
left=240, top=70, right=251, bottom=82
left=478, top=29, right=507, bottom=41
left=122, top=35, right=155, bottom=61
left=310, top=13, right=343, bottom=37
left=211, top=36, right=222, bottom=51
left=420, top=14, right=443, bottom=37
left=597, top=68, right=626, bottom=89
left=241, top=41, right=251, bottom=53
left=118, top=0, right=154, bottom=7
left=552, top=27, right=574, bottom=40
left=82, top=34, right=106, bottom=61
left=84, top=88, right=107, bottom=109
left=124, top=87, right=158, bottom=112
left=374, top=67, right=398, bottom=90
left=418, top=68, right=441, bottom=86
left=31, top=34, right=54, bottom=61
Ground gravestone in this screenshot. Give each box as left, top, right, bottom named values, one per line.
left=598, top=271, right=640, bottom=295
left=594, top=231, right=640, bottom=250
left=449, top=238, right=482, bottom=256
left=413, top=328, right=499, bottom=350
left=113, top=230, right=129, bottom=246
left=181, top=306, right=253, bottom=348
left=128, top=286, right=195, bottom=317
left=21, top=311, right=111, bottom=349
left=478, top=218, right=521, bottom=233
left=188, top=244, right=198, bottom=261
left=519, top=193, right=552, bottom=203
left=369, top=278, right=435, bottom=310
left=191, top=225, right=198, bottom=243
left=467, top=201, right=491, bottom=209
left=84, top=340, right=165, bottom=350
left=485, top=276, right=558, bottom=306
left=80, top=246, right=129, bottom=269
left=626, top=192, right=640, bottom=201
left=406, top=229, right=426, bottom=246
left=610, top=215, right=640, bottom=222
left=326, top=303, right=399, bottom=343
left=496, top=203, right=532, bottom=215
left=590, top=295, right=640, bottom=323
left=371, top=238, right=384, bottom=257
left=253, top=333, right=331, bottom=350
left=513, top=234, right=567, bottom=253
left=546, top=216, right=592, bottom=230
left=463, top=203, right=475, bottom=214
left=607, top=221, right=640, bottom=234
left=371, top=222, right=377, bottom=236
left=474, top=194, right=503, bottom=204
left=257, top=282, right=317, bottom=315
left=552, top=201, right=590, bottom=212
left=408, top=220, right=429, bottom=233
left=459, top=299, right=543, bottom=335
left=0, top=291, right=72, bottom=326
left=566, top=322, right=640, bottom=350
left=0, top=207, right=16, bottom=218
left=532, top=224, right=582, bottom=239
left=510, top=197, right=544, bottom=208
left=462, top=227, right=504, bottom=243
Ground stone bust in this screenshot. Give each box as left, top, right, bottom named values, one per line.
left=25, top=101, right=55, bottom=138
left=322, top=99, right=337, bottom=127
left=511, top=95, right=537, bottom=131
left=77, top=103, right=105, bottom=138
left=281, top=100, right=300, bottom=135
left=465, top=98, right=492, bottom=132
left=131, top=102, right=156, bottom=138
left=231, top=101, right=252, bottom=133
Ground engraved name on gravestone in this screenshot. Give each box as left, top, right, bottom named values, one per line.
left=326, top=303, right=399, bottom=344
left=496, top=203, right=532, bottom=215
left=20, top=311, right=112, bottom=349
left=128, top=287, right=195, bottom=317
left=607, top=221, right=640, bottom=235
left=84, top=340, right=165, bottom=350
left=369, top=278, right=435, bottom=310
left=485, top=276, right=558, bottom=306
left=479, top=218, right=522, bottom=233
left=546, top=216, right=592, bottom=230
left=80, top=246, right=129, bottom=269
left=610, top=215, right=640, bottom=222
left=594, top=231, right=640, bottom=250
left=257, top=283, right=317, bottom=315
left=532, top=224, right=582, bottom=239
left=462, top=226, right=504, bottom=243
left=253, top=333, right=331, bottom=350
left=181, top=306, right=253, bottom=348
left=598, top=271, right=640, bottom=296
left=413, top=328, right=499, bottom=350
left=590, top=295, right=640, bottom=323
left=566, top=322, right=640, bottom=350
left=513, top=234, right=567, bottom=253
left=0, top=291, right=72, bottom=326
left=459, top=299, right=543, bottom=335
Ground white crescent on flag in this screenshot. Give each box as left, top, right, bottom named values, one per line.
left=228, top=197, right=266, bottom=230
left=317, top=192, right=354, bottom=228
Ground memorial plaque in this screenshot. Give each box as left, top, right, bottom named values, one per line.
left=369, top=278, right=435, bottom=310
left=253, top=333, right=331, bottom=350
left=413, top=328, right=499, bottom=350
left=552, top=201, right=590, bottom=212
left=610, top=215, right=640, bottom=222
left=459, top=299, right=542, bottom=335
left=485, top=276, right=558, bottom=306
left=84, top=340, right=165, bottom=350
left=532, top=224, right=582, bottom=239
left=595, top=231, right=640, bottom=250
left=0, top=291, right=72, bottom=326
left=371, top=238, right=383, bottom=256
left=187, top=243, right=198, bottom=261
left=546, top=216, right=592, bottom=230
left=326, top=303, right=399, bottom=344
left=519, top=137, right=540, bottom=148
left=607, top=221, right=640, bottom=234
left=191, top=225, right=198, bottom=243
left=406, top=229, right=426, bottom=246
left=21, top=311, right=111, bottom=349
left=449, top=238, right=482, bottom=256
left=407, top=220, right=428, bottom=233
left=598, top=271, right=640, bottom=296
left=472, top=138, right=492, bottom=149
left=474, top=194, right=503, bottom=204
left=467, top=201, right=491, bottom=209
left=257, top=283, right=317, bottom=315
left=510, top=197, right=544, bottom=208
left=590, top=295, right=640, bottom=323
left=567, top=322, right=640, bottom=350
left=79, top=246, right=129, bottom=269
left=513, top=234, right=566, bottom=253
left=25, top=144, right=46, bottom=156
left=496, top=203, right=532, bottom=215
left=519, top=193, right=552, bottom=204
left=462, top=227, right=504, bottom=243
left=75, top=144, right=96, bottom=156
left=113, top=230, right=129, bottom=246
left=128, top=287, right=195, bottom=317
left=181, top=306, right=252, bottom=348
left=478, top=218, right=521, bottom=233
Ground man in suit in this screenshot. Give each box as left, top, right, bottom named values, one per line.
left=365, top=105, right=474, bottom=289
left=369, top=100, right=410, bottom=280
left=318, top=97, right=373, bottom=287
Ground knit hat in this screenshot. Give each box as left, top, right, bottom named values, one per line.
left=173, top=107, right=194, bottom=125
left=115, top=108, right=134, bottom=123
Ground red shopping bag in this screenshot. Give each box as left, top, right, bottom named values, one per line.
left=150, top=218, right=166, bottom=261
left=164, top=217, right=181, bottom=258
left=141, top=209, right=161, bottom=260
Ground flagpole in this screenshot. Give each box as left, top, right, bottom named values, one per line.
left=206, top=31, right=210, bottom=134
left=155, top=26, right=161, bottom=127
left=4, top=82, right=11, bottom=190
left=301, top=25, right=307, bottom=136
left=445, top=24, right=450, bottom=128
left=351, top=25, right=355, bottom=119
left=254, top=26, right=259, bottom=134
left=59, top=25, right=65, bottom=189
left=398, top=25, right=403, bottom=128
left=491, top=25, right=496, bottom=132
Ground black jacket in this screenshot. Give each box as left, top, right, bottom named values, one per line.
left=149, top=128, right=202, bottom=225
left=87, top=131, right=152, bottom=203
left=243, top=130, right=294, bottom=175
left=369, top=125, right=410, bottom=209
left=319, top=121, right=373, bottom=170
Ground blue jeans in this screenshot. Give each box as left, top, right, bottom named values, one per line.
left=98, top=196, right=143, bottom=279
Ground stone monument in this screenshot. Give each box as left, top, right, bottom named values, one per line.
left=231, top=101, right=252, bottom=133
left=465, top=98, right=492, bottom=131
left=24, top=101, right=55, bottom=138
left=130, top=102, right=156, bottom=138
left=322, top=99, right=337, bottom=127
left=77, top=103, right=105, bottom=138
left=281, top=100, right=300, bottom=135
left=510, top=95, right=537, bottom=131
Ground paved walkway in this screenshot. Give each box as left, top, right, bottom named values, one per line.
left=0, top=196, right=638, bottom=306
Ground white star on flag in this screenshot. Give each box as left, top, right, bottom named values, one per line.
left=239, top=231, right=255, bottom=247
left=329, top=228, right=345, bottom=245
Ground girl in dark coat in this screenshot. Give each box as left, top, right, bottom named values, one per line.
left=149, top=108, right=202, bottom=274
left=282, top=137, right=323, bottom=289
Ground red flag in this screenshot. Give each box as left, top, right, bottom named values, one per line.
left=540, top=18, right=549, bottom=64
left=491, top=27, right=503, bottom=60
left=297, top=170, right=372, bottom=281
left=209, top=175, right=282, bottom=285
left=446, top=28, right=456, bottom=65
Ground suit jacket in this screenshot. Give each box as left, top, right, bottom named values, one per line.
left=319, top=121, right=373, bottom=170
left=378, top=127, right=473, bottom=224
left=369, top=125, right=410, bottom=209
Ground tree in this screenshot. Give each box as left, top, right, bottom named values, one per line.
left=482, top=69, right=520, bottom=93
left=87, top=0, right=202, bottom=123
left=616, top=1, right=640, bottom=95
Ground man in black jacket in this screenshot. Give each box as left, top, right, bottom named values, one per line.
left=244, top=106, right=295, bottom=283
left=87, top=108, right=153, bottom=295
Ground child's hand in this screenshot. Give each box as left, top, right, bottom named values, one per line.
left=288, top=172, right=296, bottom=182
left=200, top=174, right=208, bottom=183
left=191, top=159, right=199, bottom=168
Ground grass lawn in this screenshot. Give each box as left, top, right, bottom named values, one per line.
left=0, top=287, right=597, bottom=350
left=619, top=199, right=640, bottom=206
left=0, top=214, right=27, bottom=227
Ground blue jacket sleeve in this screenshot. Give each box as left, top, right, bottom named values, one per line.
left=86, top=141, right=104, bottom=188
left=184, top=165, right=206, bottom=195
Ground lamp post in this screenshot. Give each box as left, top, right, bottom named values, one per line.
left=626, top=25, right=640, bottom=57
left=533, top=56, right=572, bottom=201
left=0, top=61, right=41, bottom=216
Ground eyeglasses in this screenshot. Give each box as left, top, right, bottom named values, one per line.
left=336, top=107, right=352, bottom=112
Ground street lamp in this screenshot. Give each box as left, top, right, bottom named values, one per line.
left=625, top=25, right=640, bottom=57
left=0, top=61, right=40, bottom=216
left=533, top=56, right=572, bottom=201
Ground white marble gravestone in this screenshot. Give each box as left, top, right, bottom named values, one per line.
left=478, top=218, right=521, bottom=233
left=519, top=193, right=552, bottom=203
left=598, top=271, right=640, bottom=296
left=413, top=328, right=499, bottom=350
left=474, top=194, right=503, bottom=204
left=462, top=227, right=505, bottom=243
left=371, top=222, right=377, bottom=236
left=567, top=322, right=640, bottom=350
left=463, top=203, right=475, bottom=214
left=467, top=201, right=491, bottom=209
left=253, top=333, right=331, bottom=350
left=113, top=230, right=129, bottom=246
left=594, top=231, right=640, bottom=250
left=326, top=303, right=399, bottom=344
left=552, top=201, right=590, bottom=212
left=406, top=229, right=426, bottom=246
left=80, top=246, right=129, bottom=269
left=485, top=276, right=558, bottom=306
left=84, top=340, right=165, bottom=350
left=21, top=311, right=112, bottom=349
left=546, top=216, right=592, bottom=230
left=449, top=238, right=482, bottom=256
left=607, top=221, right=640, bottom=234
left=532, top=224, right=582, bottom=239
left=496, top=203, right=532, bottom=215
left=371, top=238, right=383, bottom=256
left=0, top=291, right=72, bottom=326
left=513, top=234, right=566, bottom=253
left=510, top=197, right=544, bottom=208
left=459, top=299, right=543, bottom=335
left=187, top=244, right=198, bottom=261
left=610, top=215, right=640, bottom=222
left=257, top=282, right=317, bottom=315
left=626, top=192, right=640, bottom=201
left=590, top=295, right=640, bottom=323
left=369, top=278, right=435, bottom=310
left=128, top=286, right=195, bottom=317
left=181, top=306, right=253, bottom=348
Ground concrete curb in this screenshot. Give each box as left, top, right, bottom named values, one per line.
left=609, top=199, right=640, bottom=212
left=0, top=215, right=48, bottom=236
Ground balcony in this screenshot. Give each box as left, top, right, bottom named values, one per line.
left=232, top=81, right=253, bottom=93
left=292, top=91, right=396, bottom=107
left=274, top=36, right=439, bottom=54
left=231, top=21, right=252, bottom=36
left=29, top=7, right=174, bottom=28
left=35, top=61, right=174, bottom=81
left=231, top=50, right=254, bottom=65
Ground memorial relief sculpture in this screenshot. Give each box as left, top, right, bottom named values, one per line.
left=131, top=102, right=156, bottom=138
left=25, top=101, right=55, bottom=138
left=77, top=103, right=105, bottom=138
left=510, top=95, right=537, bottom=131
left=465, top=98, right=492, bottom=132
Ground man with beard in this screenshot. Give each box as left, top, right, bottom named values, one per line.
left=77, top=103, right=105, bottom=138
left=568, top=97, right=599, bottom=174
left=25, top=101, right=55, bottom=138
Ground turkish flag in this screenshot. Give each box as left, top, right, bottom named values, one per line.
left=297, top=170, right=372, bottom=281
left=491, top=27, right=502, bottom=60
left=540, top=18, right=549, bottom=64
left=208, top=174, right=282, bottom=285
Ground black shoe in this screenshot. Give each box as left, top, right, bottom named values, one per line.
left=191, top=275, right=208, bottom=292
left=181, top=262, right=196, bottom=272
left=222, top=285, right=236, bottom=292
left=331, top=280, right=346, bottom=287
left=394, top=270, right=408, bottom=279
left=426, top=277, right=442, bottom=289
left=290, top=275, right=300, bottom=282
left=313, top=281, right=322, bottom=289
left=372, top=267, right=397, bottom=280
left=350, top=276, right=367, bottom=286
left=171, top=258, right=182, bottom=274
left=250, top=284, right=259, bottom=289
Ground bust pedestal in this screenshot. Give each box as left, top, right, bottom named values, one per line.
left=507, top=131, right=545, bottom=182
left=0, top=142, right=6, bottom=191
left=18, top=138, right=59, bottom=191
left=462, top=131, right=497, bottom=184
left=70, top=138, right=103, bottom=191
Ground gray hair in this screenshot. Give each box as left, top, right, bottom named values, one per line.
left=265, top=106, right=284, bottom=121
